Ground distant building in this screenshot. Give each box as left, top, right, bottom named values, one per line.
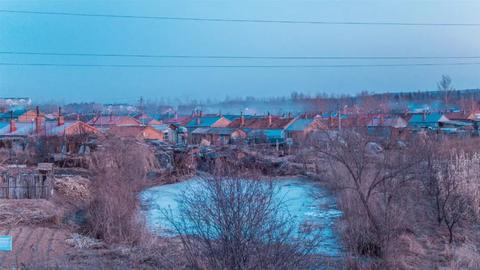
left=103, top=103, right=138, bottom=114
left=0, top=97, right=31, bottom=108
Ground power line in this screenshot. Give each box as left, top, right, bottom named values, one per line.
left=0, top=62, right=479, bottom=68
left=0, top=9, right=479, bottom=26
left=1, top=51, right=480, bottom=60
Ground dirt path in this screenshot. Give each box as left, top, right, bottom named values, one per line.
left=0, top=226, right=73, bottom=269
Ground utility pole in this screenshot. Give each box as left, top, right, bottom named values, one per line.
left=339, top=105, right=347, bottom=131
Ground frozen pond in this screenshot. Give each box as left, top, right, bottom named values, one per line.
left=140, top=177, right=342, bottom=256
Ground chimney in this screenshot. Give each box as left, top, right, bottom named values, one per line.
left=57, top=107, right=64, bottom=126
left=240, top=111, right=245, bottom=126
left=175, top=111, right=178, bottom=120
left=35, top=106, right=42, bottom=134
left=422, top=111, right=427, bottom=121
left=199, top=110, right=203, bottom=117
left=288, top=112, right=292, bottom=118
left=9, top=111, right=16, bottom=133
left=267, top=112, right=272, bottom=126
left=196, top=116, right=201, bottom=125
left=76, top=113, right=80, bottom=121
left=109, top=112, right=113, bottom=122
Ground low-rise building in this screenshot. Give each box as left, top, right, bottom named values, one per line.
left=367, top=115, right=408, bottom=139
left=186, top=115, right=231, bottom=131
left=190, top=127, right=246, bottom=145
left=285, top=117, right=325, bottom=142
left=108, top=125, right=166, bottom=141
left=150, top=124, right=177, bottom=143
left=228, top=113, right=295, bottom=144
left=87, top=115, right=141, bottom=131
left=408, top=113, right=449, bottom=130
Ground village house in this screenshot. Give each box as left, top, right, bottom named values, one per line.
left=408, top=112, right=449, bottom=130
left=228, top=113, right=295, bottom=144
left=185, top=113, right=231, bottom=132
left=165, top=115, right=193, bottom=127
left=367, top=115, right=408, bottom=139
left=44, top=121, right=100, bottom=137
left=0, top=108, right=100, bottom=157
left=316, top=113, right=370, bottom=130
left=433, top=112, right=475, bottom=135
left=108, top=125, right=166, bottom=141
left=0, top=107, right=46, bottom=137
left=190, top=127, right=246, bottom=145
left=466, top=110, right=480, bottom=121
left=87, top=114, right=141, bottom=131
left=17, top=108, right=46, bottom=123
left=150, top=124, right=177, bottom=143
left=135, top=113, right=163, bottom=126
left=0, top=108, right=27, bottom=121
left=284, top=117, right=325, bottom=143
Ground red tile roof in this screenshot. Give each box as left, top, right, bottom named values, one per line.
left=108, top=125, right=163, bottom=140
left=165, top=116, right=193, bottom=126
left=88, top=115, right=141, bottom=126
left=228, top=116, right=294, bottom=129
left=445, top=112, right=470, bottom=121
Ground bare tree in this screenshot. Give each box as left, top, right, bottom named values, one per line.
left=84, top=138, right=153, bottom=244
left=438, top=75, right=454, bottom=110
left=164, top=175, right=321, bottom=270
left=437, top=152, right=475, bottom=243
left=309, top=129, right=419, bottom=259
left=416, top=139, right=476, bottom=244
left=416, top=137, right=446, bottom=224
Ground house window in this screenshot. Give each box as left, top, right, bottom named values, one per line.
left=163, top=132, right=169, bottom=141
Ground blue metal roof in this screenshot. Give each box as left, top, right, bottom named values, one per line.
left=0, top=122, right=35, bottom=136
left=286, top=118, right=314, bottom=132
left=0, top=109, right=27, bottom=119
left=248, top=129, right=284, bottom=139
left=409, top=113, right=447, bottom=124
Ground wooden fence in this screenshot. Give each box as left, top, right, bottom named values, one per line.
left=0, top=172, right=53, bottom=199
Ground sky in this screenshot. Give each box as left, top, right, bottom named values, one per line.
left=0, top=0, right=479, bottom=103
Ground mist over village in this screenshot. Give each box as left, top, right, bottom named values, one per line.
left=1, top=1, right=480, bottom=269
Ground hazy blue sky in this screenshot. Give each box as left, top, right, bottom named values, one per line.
left=0, top=0, right=479, bottom=103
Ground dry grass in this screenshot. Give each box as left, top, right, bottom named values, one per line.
left=54, top=176, right=92, bottom=203
left=0, top=199, right=60, bottom=227
left=441, top=244, right=480, bottom=270
left=83, top=138, right=152, bottom=245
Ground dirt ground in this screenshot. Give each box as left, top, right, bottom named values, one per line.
left=0, top=175, right=91, bottom=269
left=0, top=226, right=73, bottom=269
